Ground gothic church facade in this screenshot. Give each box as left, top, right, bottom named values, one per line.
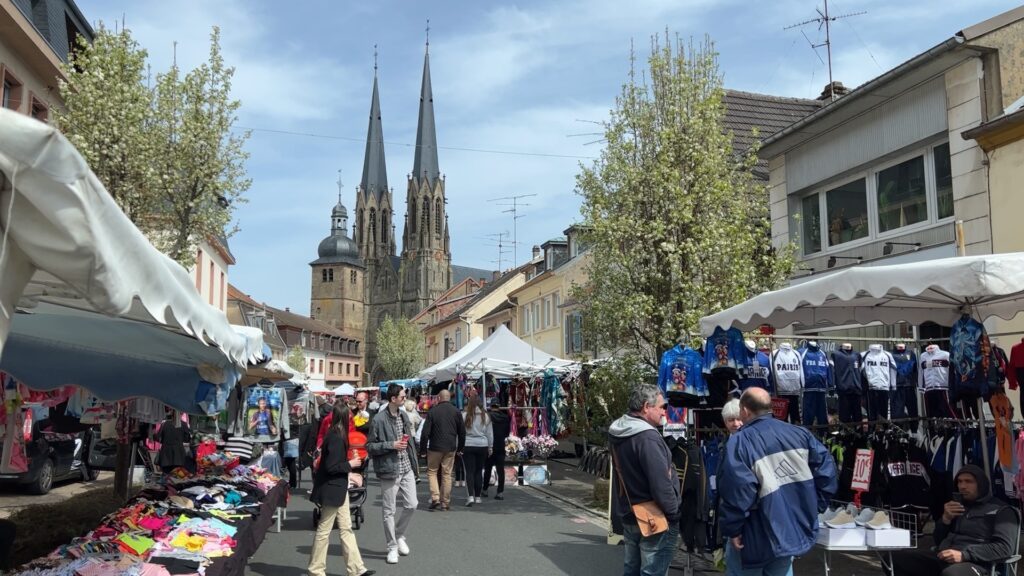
left=311, top=46, right=489, bottom=383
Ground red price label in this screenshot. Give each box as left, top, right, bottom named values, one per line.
left=770, top=398, right=789, bottom=420
left=850, top=449, right=874, bottom=492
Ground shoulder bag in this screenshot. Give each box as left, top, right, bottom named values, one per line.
left=610, top=447, right=669, bottom=537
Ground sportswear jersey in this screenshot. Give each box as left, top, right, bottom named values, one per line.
left=861, top=345, right=896, bottom=391
left=771, top=344, right=803, bottom=394
left=658, top=345, right=708, bottom=396
left=892, top=347, right=917, bottom=388
left=950, top=314, right=991, bottom=397
left=703, top=327, right=747, bottom=373
left=738, top=350, right=772, bottom=393
left=918, top=346, right=951, bottom=391
left=831, top=348, right=862, bottom=395
left=800, top=345, right=832, bottom=392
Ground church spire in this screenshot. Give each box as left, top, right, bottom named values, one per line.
left=412, top=39, right=439, bottom=185
left=360, top=48, right=388, bottom=200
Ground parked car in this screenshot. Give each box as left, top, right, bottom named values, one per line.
left=0, top=404, right=97, bottom=494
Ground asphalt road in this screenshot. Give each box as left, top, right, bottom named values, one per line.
left=245, top=473, right=623, bottom=576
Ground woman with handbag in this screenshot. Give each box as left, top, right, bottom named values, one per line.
left=308, top=403, right=375, bottom=576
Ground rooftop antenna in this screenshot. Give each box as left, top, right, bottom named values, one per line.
left=425, top=19, right=430, bottom=53
left=336, top=169, right=343, bottom=204
left=784, top=0, right=866, bottom=102
left=489, top=194, right=536, bottom=267
left=480, top=232, right=512, bottom=272
left=373, top=44, right=378, bottom=74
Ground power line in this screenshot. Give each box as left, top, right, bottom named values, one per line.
left=234, top=126, right=596, bottom=160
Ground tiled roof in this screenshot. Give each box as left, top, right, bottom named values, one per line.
left=452, top=264, right=493, bottom=284
left=433, top=265, right=527, bottom=328
left=263, top=303, right=354, bottom=341
left=722, top=90, right=822, bottom=180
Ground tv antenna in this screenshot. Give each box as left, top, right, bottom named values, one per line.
left=784, top=0, right=866, bottom=102
left=479, top=232, right=512, bottom=273
left=488, top=194, right=536, bottom=267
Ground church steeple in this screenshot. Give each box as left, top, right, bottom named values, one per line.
left=412, top=46, right=439, bottom=185
left=360, top=51, right=388, bottom=200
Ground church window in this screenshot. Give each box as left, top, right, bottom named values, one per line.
left=328, top=269, right=334, bottom=282
left=322, top=269, right=328, bottom=283
left=434, top=199, right=441, bottom=235
left=357, top=209, right=364, bottom=244
left=381, top=212, right=388, bottom=243
left=351, top=270, right=357, bottom=284
left=410, top=202, right=416, bottom=233
left=369, top=208, right=377, bottom=244
left=422, top=197, right=430, bottom=233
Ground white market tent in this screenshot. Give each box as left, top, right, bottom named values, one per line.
left=416, top=336, right=483, bottom=381
left=699, top=252, right=1024, bottom=336
left=430, top=325, right=575, bottom=382
left=0, top=109, right=265, bottom=411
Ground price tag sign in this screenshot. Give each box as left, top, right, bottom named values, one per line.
left=850, top=448, right=874, bottom=492
left=770, top=398, right=789, bottom=421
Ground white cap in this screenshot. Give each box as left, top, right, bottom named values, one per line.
left=336, top=383, right=356, bottom=397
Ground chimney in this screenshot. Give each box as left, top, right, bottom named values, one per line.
left=285, top=307, right=290, bottom=313
left=532, top=245, right=541, bottom=259
left=492, top=270, right=501, bottom=281
left=817, top=81, right=850, bottom=102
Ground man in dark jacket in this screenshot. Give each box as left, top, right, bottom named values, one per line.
left=483, top=402, right=511, bottom=500
left=608, top=383, right=680, bottom=576
left=891, top=464, right=1017, bottom=575
left=367, top=384, right=419, bottom=565
left=419, top=389, right=465, bottom=511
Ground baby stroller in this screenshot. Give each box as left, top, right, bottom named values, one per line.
left=310, top=483, right=367, bottom=530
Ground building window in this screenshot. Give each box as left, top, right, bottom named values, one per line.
left=195, top=250, right=203, bottom=291
left=934, top=143, right=953, bottom=219
left=877, top=155, right=926, bottom=233
left=543, top=297, right=551, bottom=329
left=351, top=270, right=357, bottom=284
left=533, top=302, right=541, bottom=331
left=503, top=320, right=511, bottom=330
left=565, top=312, right=584, bottom=354
left=522, top=305, right=531, bottom=333
left=28, top=94, right=47, bottom=121
left=553, top=293, right=560, bottom=326
left=369, top=208, right=377, bottom=244
left=801, top=193, right=822, bottom=255
left=329, top=361, right=335, bottom=374
left=219, top=271, right=226, bottom=311
left=208, top=261, right=215, bottom=305
left=435, top=198, right=442, bottom=235
left=355, top=364, right=360, bottom=377
left=309, top=358, right=315, bottom=373
left=826, top=178, right=868, bottom=247
left=455, top=328, right=462, bottom=349
left=318, top=359, right=324, bottom=373
left=488, top=326, right=496, bottom=335
left=346, top=363, right=351, bottom=375
left=422, top=197, right=430, bottom=234
left=1, top=67, right=23, bottom=111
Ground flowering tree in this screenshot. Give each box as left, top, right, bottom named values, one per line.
left=375, top=316, right=424, bottom=380
left=574, top=34, right=795, bottom=371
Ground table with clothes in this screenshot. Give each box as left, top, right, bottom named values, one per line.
left=10, top=459, right=287, bottom=576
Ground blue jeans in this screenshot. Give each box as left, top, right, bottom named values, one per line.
left=622, top=523, right=680, bottom=576
left=725, top=542, right=794, bottom=576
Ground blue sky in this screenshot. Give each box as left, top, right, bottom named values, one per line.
left=77, top=0, right=1019, bottom=314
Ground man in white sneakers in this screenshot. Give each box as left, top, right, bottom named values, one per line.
left=367, top=384, right=419, bottom=564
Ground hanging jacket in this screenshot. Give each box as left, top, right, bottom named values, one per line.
left=772, top=344, right=804, bottom=395
left=831, top=348, right=862, bottom=395
left=919, top=345, right=951, bottom=391
left=658, top=345, right=708, bottom=396
left=800, top=344, right=833, bottom=392
left=718, top=414, right=837, bottom=568
left=892, top=347, right=918, bottom=388
left=1009, top=340, right=1024, bottom=390
left=950, top=315, right=991, bottom=399
left=704, top=327, right=747, bottom=374
left=861, top=345, right=896, bottom=391
left=991, top=345, right=1009, bottom=390
left=738, top=349, right=773, bottom=393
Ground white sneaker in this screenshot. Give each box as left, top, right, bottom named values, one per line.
left=387, top=549, right=399, bottom=564
left=821, top=508, right=838, bottom=522
left=466, top=498, right=474, bottom=507
left=397, top=537, right=410, bottom=556
left=866, top=511, right=892, bottom=530
left=825, top=510, right=857, bottom=529
left=475, top=496, right=482, bottom=504
left=854, top=507, right=876, bottom=526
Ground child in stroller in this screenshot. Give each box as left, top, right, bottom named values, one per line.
left=313, top=439, right=369, bottom=530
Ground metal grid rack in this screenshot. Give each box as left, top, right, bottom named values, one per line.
left=818, top=501, right=919, bottom=575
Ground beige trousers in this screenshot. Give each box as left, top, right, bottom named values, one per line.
left=427, top=450, right=456, bottom=506
left=308, top=491, right=365, bottom=576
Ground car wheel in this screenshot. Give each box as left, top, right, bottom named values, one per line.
left=29, top=459, right=54, bottom=495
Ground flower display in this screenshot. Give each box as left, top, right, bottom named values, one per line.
left=520, top=434, right=559, bottom=459
left=505, top=435, right=525, bottom=457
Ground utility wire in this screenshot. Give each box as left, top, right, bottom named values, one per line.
left=234, top=126, right=596, bottom=160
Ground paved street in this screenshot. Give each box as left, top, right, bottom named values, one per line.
left=246, top=472, right=622, bottom=576
left=0, top=471, right=113, bottom=519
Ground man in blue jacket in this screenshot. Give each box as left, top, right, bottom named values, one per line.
left=609, top=383, right=681, bottom=576
left=718, top=387, right=837, bottom=575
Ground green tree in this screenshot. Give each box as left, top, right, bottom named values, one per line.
left=571, top=354, right=652, bottom=446
left=574, top=34, right=794, bottom=370
left=55, top=27, right=158, bottom=226
left=375, top=316, right=425, bottom=380
left=286, top=345, right=306, bottom=374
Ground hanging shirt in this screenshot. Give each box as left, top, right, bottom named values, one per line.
left=737, top=349, right=772, bottom=393
left=919, top=345, right=951, bottom=391
left=990, top=393, right=1017, bottom=473
left=799, top=344, right=832, bottom=392
left=831, top=348, right=862, bottom=395
left=861, top=345, right=897, bottom=391
left=1009, top=340, right=1024, bottom=390
left=658, top=345, right=708, bottom=396
left=703, top=327, right=747, bottom=373
left=772, top=344, right=804, bottom=394
left=892, top=347, right=918, bottom=388
left=950, top=315, right=991, bottom=398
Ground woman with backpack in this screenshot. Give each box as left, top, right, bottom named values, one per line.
left=308, top=403, right=375, bottom=576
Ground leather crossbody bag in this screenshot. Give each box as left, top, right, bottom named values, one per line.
left=611, top=448, right=669, bottom=537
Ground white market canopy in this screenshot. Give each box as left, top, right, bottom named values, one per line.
left=699, top=252, right=1024, bottom=336
left=430, top=325, right=575, bottom=382
left=0, top=110, right=267, bottom=412
left=416, top=336, right=483, bottom=381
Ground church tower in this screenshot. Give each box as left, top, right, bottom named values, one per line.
left=399, top=44, right=452, bottom=317
left=310, top=178, right=365, bottom=336
left=355, top=57, right=400, bottom=381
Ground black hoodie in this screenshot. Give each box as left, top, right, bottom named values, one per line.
left=934, top=464, right=1017, bottom=565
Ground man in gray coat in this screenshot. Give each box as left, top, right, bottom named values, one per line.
left=367, top=384, right=419, bottom=565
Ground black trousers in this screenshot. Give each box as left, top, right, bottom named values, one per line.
left=867, top=390, right=891, bottom=421
left=462, top=446, right=489, bottom=497
left=890, top=549, right=988, bottom=575
left=284, top=456, right=297, bottom=488
left=778, top=394, right=801, bottom=424
left=484, top=448, right=506, bottom=494
left=959, top=391, right=981, bottom=419
left=837, top=394, right=862, bottom=423
left=891, top=386, right=918, bottom=419
left=925, top=390, right=959, bottom=418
